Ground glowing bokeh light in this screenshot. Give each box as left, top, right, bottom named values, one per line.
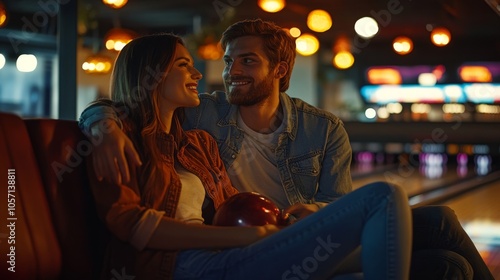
left=333, top=51, right=354, bottom=69
left=393, top=36, right=413, bottom=55
left=104, top=28, right=135, bottom=51
left=354, top=17, right=379, bottom=38
left=289, top=27, right=301, bottom=38
left=16, top=54, right=37, bottom=72
left=307, top=10, right=332, bottom=32
left=102, top=0, right=128, bottom=9
left=258, top=0, right=285, bottom=13
left=0, top=1, right=7, bottom=27
left=82, top=55, right=113, bottom=74
left=459, top=66, right=492, bottom=82
left=365, top=108, right=377, bottom=119
left=0, top=53, right=5, bottom=69
left=418, top=73, right=437, bottom=86
left=431, top=27, right=451, bottom=47
left=295, top=34, right=319, bottom=56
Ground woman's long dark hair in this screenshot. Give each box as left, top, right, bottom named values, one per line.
left=110, top=33, right=185, bottom=204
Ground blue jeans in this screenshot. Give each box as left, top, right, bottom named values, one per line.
left=410, top=206, right=494, bottom=280
left=326, top=206, right=494, bottom=280
left=173, top=182, right=412, bottom=280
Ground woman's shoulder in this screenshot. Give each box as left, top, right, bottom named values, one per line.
left=184, top=129, right=220, bottom=157
left=184, top=129, right=217, bottom=144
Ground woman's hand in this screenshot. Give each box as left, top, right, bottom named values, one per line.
left=283, top=203, right=321, bottom=222
left=89, top=120, right=142, bottom=185
left=255, top=224, right=281, bottom=239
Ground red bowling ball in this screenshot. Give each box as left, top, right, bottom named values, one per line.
left=213, top=192, right=287, bottom=226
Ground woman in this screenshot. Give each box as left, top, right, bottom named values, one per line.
left=89, top=33, right=412, bottom=280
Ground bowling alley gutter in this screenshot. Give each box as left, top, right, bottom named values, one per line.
left=409, top=169, right=500, bottom=207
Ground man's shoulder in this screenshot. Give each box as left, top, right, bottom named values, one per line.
left=287, top=95, right=343, bottom=125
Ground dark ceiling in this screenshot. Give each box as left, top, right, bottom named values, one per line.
left=1, top=0, right=500, bottom=64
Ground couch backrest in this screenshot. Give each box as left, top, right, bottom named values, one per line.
left=25, top=118, right=110, bottom=279
left=0, top=112, right=62, bottom=279
left=0, top=112, right=109, bottom=279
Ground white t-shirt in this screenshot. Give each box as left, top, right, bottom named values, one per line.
left=130, top=162, right=206, bottom=250
left=226, top=112, right=289, bottom=209
left=174, top=162, right=206, bottom=224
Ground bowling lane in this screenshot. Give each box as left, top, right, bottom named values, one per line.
left=349, top=141, right=499, bottom=196
left=351, top=163, right=483, bottom=197
left=350, top=158, right=500, bottom=278
left=442, top=181, right=500, bottom=279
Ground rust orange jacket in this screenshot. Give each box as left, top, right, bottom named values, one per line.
left=88, top=123, right=238, bottom=280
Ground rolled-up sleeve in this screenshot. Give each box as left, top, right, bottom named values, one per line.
left=78, top=100, right=123, bottom=137
left=129, top=209, right=165, bottom=250
left=87, top=161, right=163, bottom=251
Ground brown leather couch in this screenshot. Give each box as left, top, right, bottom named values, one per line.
left=0, top=112, right=109, bottom=280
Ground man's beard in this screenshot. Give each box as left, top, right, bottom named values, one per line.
left=225, top=76, right=274, bottom=106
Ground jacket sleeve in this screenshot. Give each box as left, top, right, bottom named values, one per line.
left=316, top=120, right=353, bottom=205
left=78, top=99, right=123, bottom=138
left=87, top=160, right=165, bottom=251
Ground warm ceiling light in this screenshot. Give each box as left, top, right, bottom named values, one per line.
left=333, top=51, right=354, bottom=69
left=0, top=1, right=7, bottom=27
left=459, top=66, right=492, bottom=82
left=367, top=68, right=402, bottom=84
left=307, top=9, right=332, bottom=32
left=82, top=55, right=113, bottom=74
left=295, top=33, right=319, bottom=56
left=288, top=27, right=301, bottom=38
left=392, top=36, right=413, bottom=55
left=104, top=28, right=136, bottom=51
left=431, top=27, right=451, bottom=47
left=258, top=0, right=285, bottom=13
left=354, top=17, right=379, bottom=39
left=197, top=42, right=224, bottom=60
left=102, top=0, right=128, bottom=9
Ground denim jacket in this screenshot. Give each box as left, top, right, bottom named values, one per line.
left=80, top=92, right=352, bottom=207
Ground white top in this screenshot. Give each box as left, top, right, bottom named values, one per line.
left=226, top=111, right=289, bottom=209
left=129, top=161, right=205, bottom=251
left=174, top=162, right=206, bottom=224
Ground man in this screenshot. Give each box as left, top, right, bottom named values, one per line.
left=80, top=19, right=493, bottom=279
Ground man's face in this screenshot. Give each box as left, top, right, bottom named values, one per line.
left=222, top=36, right=276, bottom=106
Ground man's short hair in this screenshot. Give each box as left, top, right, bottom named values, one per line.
left=221, top=18, right=296, bottom=92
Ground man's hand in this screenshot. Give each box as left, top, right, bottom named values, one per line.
left=284, top=203, right=321, bottom=222
left=89, top=119, right=142, bottom=185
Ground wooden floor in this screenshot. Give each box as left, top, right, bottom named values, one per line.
left=443, top=181, right=500, bottom=279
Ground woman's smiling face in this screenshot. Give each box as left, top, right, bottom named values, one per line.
left=157, top=43, right=203, bottom=112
